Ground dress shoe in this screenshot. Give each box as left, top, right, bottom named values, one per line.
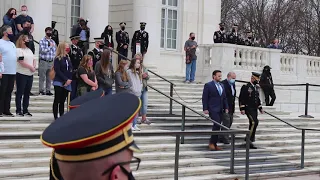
left=209, top=144, right=222, bottom=151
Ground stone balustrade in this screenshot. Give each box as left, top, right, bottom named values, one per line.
left=196, top=43, right=320, bottom=113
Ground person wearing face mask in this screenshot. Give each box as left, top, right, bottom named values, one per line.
left=39, top=27, right=57, bottom=96
left=184, top=32, right=198, bottom=83
left=2, top=8, right=18, bottom=38
left=15, top=5, right=34, bottom=34
left=239, top=72, right=264, bottom=149
left=101, top=25, right=114, bottom=50
left=227, top=24, right=240, bottom=45
left=52, top=42, right=73, bottom=120
left=213, top=22, right=227, bottom=43
left=88, top=38, right=104, bottom=69
left=260, top=65, right=276, bottom=106
left=116, top=22, right=130, bottom=64
left=0, top=25, right=17, bottom=117
left=51, top=21, right=59, bottom=46
left=131, top=22, right=149, bottom=58
left=42, top=93, right=141, bottom=180
left=127, top=58, right=143, bottom=131
left=220, top=72, right=237, bottom=144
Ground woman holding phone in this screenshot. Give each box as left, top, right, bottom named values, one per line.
left=15, top=35, right=36, bottom=116
left=52, top=42, right=73, bottom=120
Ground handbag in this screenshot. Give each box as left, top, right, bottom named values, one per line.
left=49, top=66, right=55, bottom=80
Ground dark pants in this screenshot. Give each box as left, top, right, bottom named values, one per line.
left=70, top=80, right=78, bottom=101
left=246, top=108, right=259, bottom=142
left=53, top=86, right=68, bottom=119
left=220, top=112, right=234, bottom=142
left=209, top=111, right=223, bottom=145
left=118, top=48, right=128, bottom=63
left=0, top=74, right=15, bottom=114
left=263, top=88, right=276, bottom=106
left=15, top=73, right=33, bottom=114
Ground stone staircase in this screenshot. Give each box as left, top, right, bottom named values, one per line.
left=0, top=66, right=320, bottom=179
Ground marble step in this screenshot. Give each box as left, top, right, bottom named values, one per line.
left=158, top=167, right=320, bottom=180
left=1, top=159, right=318, bottom=179
left=1, top=151, right=320, bottom=170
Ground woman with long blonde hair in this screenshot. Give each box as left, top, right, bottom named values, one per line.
left=115, top=60, right=131, bottom=93
left=15, top=34, right=36, bottom=116
left=127, top=54, right=143, bottom=131
left=77, top=55, right=98, bottom=96
left=52, top=42, right=73, bottom=119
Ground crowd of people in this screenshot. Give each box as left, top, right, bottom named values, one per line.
left=0, top=5, right=151, bottom=131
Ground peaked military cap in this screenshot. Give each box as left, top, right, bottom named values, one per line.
left=252, top=72, right=261, bottom=79
left=140, top=22, right=147, bottom=26
left=41, top=93, right=141, bottom=162
left=94, top=37, right=104, bottom=42
left=69, top=35, right=80, bottom=40
left=69, top=89, right=104, bottom=110
left=119, top=22, right=127, bottom=26
left=264, top=65, right=272, bottom=70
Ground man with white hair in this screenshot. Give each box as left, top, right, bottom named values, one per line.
left=220, top=72, right=237, bottom=144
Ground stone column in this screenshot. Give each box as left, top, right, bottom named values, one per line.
left=83, top=0, right=109, bottom=43
left=25, top=0, right=52, bottom=42
left=132, top=0, right=161, bottom=66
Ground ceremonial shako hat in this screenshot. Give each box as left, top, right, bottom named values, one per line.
left=69, top=89, right=104, bottom=110
left=252, top=72, right=261, bottom=80
left=41, top=93, right=141, bottom=162
left=140, top=22, right=147, bottom=26
left=69, top=35, right=80, bottom=40
left=119, top=22, right=127, bottom=26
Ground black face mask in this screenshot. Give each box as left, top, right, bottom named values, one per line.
left=121, top=27, right=126, bottom=31
left=140, top=26, right=145, bottom=31
left=191, top=37, right=195, bottom=40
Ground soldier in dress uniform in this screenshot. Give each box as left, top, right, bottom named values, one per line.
left=131, top=22, right=149, bottom=58
left=69, top=35, right=83, bottom=100
left=242, top=31, right=255, bottom=46
left=43, top=93, right=141, bottom=180
left=239, top=72, right=264, bottom=149
left=51, top=21, right=59, bottom=45
left=213, top=22, right=227, bottom=43
left=88, top=37, right=104, bottom=68
left=49, top=89, right=105, bottom=180
left=227, top=24, right=241, bottom=44
left=116, top=22, right=130, bottom=64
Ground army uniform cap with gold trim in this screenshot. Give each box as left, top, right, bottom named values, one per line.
left=41, top=93, right=141, bottom=162
left=69, top=89, right=104, bottom=110
left=252, top=72, right=261, bottom=79
left=69, top=35, right=80, bottom=40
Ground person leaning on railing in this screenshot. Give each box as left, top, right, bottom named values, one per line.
left=115, top=60, right=132, bottom=94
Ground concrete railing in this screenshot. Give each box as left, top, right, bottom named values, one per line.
left=196, top=43, right=320, bottom=113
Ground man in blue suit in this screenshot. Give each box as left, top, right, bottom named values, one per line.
left=202, top=70, right=229, bottom=151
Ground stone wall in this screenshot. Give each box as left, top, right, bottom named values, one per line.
left=197, top=43, right=320, bottom=113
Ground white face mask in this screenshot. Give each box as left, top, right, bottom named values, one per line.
left=21, top=11, right=27, bottom=15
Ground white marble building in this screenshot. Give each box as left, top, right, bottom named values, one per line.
left=0, top=0, right=222, bottom=75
